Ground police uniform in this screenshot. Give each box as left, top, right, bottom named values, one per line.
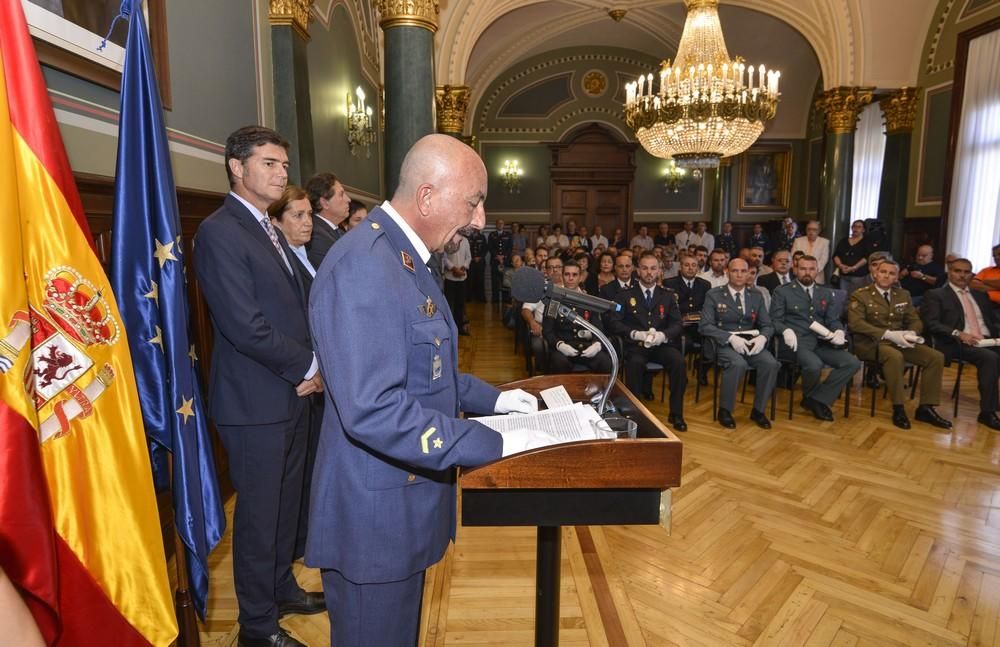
left=605, top=284, right=687, bottom=417
left=698, top=285, right=779, bottom=415
left=771, top=281, right=860, bottom=408
left=487, top=227, right=513, bottom=302
left=467, top=230, right=488, bottom=302
left=306, top=206, right=503, bottom=646
left=542, top=299, right=613, bottom=374
left=717, top=232, right=737, bottom=257
left=848, top=284, right=944, bottom=406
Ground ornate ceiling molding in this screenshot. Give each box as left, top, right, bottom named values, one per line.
left=311, top=0, right=380, bottom=75
left=879, top=86, right=922, bottom=134
left=375, top=0, right=440, bottom=32
left=269, top=0, right=315, bottom=41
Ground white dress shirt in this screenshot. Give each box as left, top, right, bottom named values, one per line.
left=699, top=269, right=728, bottom=288
left=792, top=236, right=830, bottom=283
left=289, top=245, right=316, bottom=277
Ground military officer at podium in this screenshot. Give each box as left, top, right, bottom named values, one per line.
left=606, top=252, right=688, bottom=431
left=771, top=255, right=860, bottom=420
left=698, top=258, right=779, bottom=429
left=847, top=259, right=951, bottom=430
left=543, top=260, right=614, bottom=374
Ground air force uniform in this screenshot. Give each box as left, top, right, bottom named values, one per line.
left=306, top=206, right=503, bottom=645
left=771, top=281, right=860, bottom=407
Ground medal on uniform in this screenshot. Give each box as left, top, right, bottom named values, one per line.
left=400, top=251, right=415, bottom=273
left=432, top=354, right=442, bottom=380
left=419, top=295, right=437, bottom=317
left=629, top=297, right=637, bottom=307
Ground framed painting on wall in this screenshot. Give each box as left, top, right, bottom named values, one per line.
left=23, top=0, right=171, bottom=108
left=738, top=143, right=792, bottom=212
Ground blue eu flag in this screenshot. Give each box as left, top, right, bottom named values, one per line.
left=109, top=0, right=225, bottom=619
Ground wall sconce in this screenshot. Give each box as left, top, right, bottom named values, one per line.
left=501, top=159, right=523, bottom=193
left=663, top=160, right=688, bottom=193
left=347, top=86, right=375, bottom=157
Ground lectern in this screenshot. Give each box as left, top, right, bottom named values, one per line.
left=460, top=374, right=683, bottom=647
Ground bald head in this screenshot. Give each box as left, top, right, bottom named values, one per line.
left=389, top=134, right=488, bottom=252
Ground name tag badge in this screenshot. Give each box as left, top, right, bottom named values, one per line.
left=432, top=354, right=443, bottom=380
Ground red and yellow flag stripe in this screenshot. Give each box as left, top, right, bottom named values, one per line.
left=0, top=2, right=176, bottom=645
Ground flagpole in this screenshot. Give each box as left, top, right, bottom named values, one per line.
left=169, top=453, right=201, bottom=647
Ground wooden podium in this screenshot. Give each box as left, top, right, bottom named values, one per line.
left=460, top=374, right=683, bottom=647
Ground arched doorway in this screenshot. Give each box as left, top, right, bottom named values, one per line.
left=548, top=123, right=636, bottom=235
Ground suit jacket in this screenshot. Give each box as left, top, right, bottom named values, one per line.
left=698, top=285, right=774, bottom=346
left=606, top=284, right=683, bottom=349
left=598, top=279, right=634, bottom=302
left=193, top=194, right=313, bottom=426
left=758, top=271, right=792, bottom=294
left=306, top=214, right=343, bottom=270
left=847, top=284, right=921, bottom=357
left=663, top=275, right=711, bottom=320
left=921, top=284, right=1000, bottom=362
left=770, top=281, right=843, bottom=347
left=305, top=207, right=502, bottom=583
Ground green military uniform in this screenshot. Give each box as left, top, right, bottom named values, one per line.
left=847, top=284, right=944, bottom=406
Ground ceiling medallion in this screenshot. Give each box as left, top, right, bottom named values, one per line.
left=623, top=0, right=781, bottom=174
left=582, top=71, right=607, bottom=97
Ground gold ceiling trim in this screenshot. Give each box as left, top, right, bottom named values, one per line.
left=815, top=86, right=875, bottom=134
left=435, top=85, right=471, bottom=134
left=375, top=0, right=439, bottom=32
left=269, top=0, right=314, bottom=41
left=879, top=87, right=922, bottom=135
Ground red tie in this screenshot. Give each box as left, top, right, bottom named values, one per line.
left=960, top=289, right=983, bottom=337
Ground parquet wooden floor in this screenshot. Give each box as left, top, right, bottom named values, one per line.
left=198, top=303, right=1000, bottom=646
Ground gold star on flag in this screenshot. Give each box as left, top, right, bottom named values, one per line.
left=153, top=238, right=178, bottom=268
left=188, top=344, right=198, bottom=362
left=433, top=438, right=443, bottom=449
left=176, top=396, right=195, bottom=424
left=149, top=325, right=164, bottom=351
left=144, top=280, right=159, bottom=306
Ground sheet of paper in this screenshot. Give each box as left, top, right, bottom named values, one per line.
left=734, top=329, right=760, bottom=338
left=473, top=402, right=606, bottom=442
left=809, top=321, right=833, bottom=338
left=539, top=385, right=574, bottom=410
left=976, top=338, right=1000, bottom=348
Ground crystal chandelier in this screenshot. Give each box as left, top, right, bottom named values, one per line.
left=624, top=0, right=781, bottom=174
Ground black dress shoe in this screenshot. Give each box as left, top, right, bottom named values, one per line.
left=915, top=405, right=953, bottom=429
left=891, top=407, right=911, bottom=430
left=277, top=590, right=326, bottom=618
left=749, top=409, right=771, bottom=429
left=801, top=398, right=834, bottom=421
left=668, top=414, right=688, bottom=432
left=238, top=629, right=306, bottom=647
left=717, top=408, right=736, bottom=429
left=978, top=412, right=1000, bottom=430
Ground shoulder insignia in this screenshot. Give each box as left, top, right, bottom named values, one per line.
left=371, top=222, right=381, bottom=230
left=400, top=251, right=415, bottom=273
left=419, top=295, right=437, bottom=317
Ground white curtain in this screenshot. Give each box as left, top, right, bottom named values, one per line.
left=850, top=102, right=886, bottom=221
left=947, top=28, right=1000, bottom=272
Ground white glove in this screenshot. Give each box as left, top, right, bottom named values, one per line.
left=649, top=331, right=667, bottom=346
left=782, top=329, right=798, bottom=351
left=728, top=334, right=750, bottom=354
left=556, top=341, right=580, bottom=357
left=630, top=330, right=646, bottom=342
left=747, top=335, right=768, bottom=356
left=500, top=428, right=561, bottom=457
left=902, top=331, right=923, bottom=344
left=580, top=341, right=602, bottom=358
left=829, top=329, right=847, bottom=346
left=495, top=388, right=539, bottom=414
left=883, top=330, right=914, bottom=348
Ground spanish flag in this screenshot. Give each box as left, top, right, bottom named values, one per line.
left=0, top=2, right=177, bottom=645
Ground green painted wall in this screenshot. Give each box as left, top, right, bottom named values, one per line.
left=482, top=143, right=550, bottom=216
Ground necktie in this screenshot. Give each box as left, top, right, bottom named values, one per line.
left=883, top=290, right=891, bottom=304
left=735, top=291, right=744, bottom=316
left=260, top=217, right=291, bottom=273
left=806, top=286, right=812, bottom=300
left=781, top=274, right=788, bottom=285
left=645, top=289, right=653, bottom=309
left=960, top=289, right=983, bottom=337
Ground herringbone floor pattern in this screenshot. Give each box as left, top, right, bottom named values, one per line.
left=198, top=303, right=1000, bottom=646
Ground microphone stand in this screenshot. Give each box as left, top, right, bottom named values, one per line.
left=544, top=299, right=619, bottom=415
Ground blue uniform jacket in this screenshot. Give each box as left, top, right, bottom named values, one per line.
left=304, top=207, right=503, bottom=583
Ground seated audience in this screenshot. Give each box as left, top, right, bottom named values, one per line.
left=589, top=225, right=609, bottom=251
left=758, top=249, right=793, bottom=292
left=661, top=250, right=679, bottom=281
left=599, top=253, right=635, bottom=300
left=749, top=223, right=770, bottom=254
left=675, top=221, right=696, bottom=250
left=654, top=222, right=674, bottom=247
left=631, top=225, right=654, bottom=251
left=544, top=260, right=613, bottom=374
left=699, top=248, right=729, bottom=288
left=692, top=221, right=715, bottom=252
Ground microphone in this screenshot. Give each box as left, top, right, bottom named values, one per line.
left=510, top=267, right=621, bottom=313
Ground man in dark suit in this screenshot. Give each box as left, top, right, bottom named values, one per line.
left=306, top=134, right=544, bottom=646
left=758, top=249, right=793, bottom=293
left=921, top=258, right=1000, bottom=430
left=193, top=126, right=324, bottom=647
left=665, top=252, right=712, bottom=383
left=606, top=252, right=688, bottom=431
left=598, top=253, right=635, bottom=301
left=305, top=171, right=350, bottom=270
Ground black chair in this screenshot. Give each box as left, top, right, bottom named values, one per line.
left=773, top=334, right=856, bottom=420
left=855, top=335, right=921, bottom=417
left=929, top=336, right=967, bottom=418
left=697, top=336, right=776, bottom=421
left=612, top=336, right=667, bottom=402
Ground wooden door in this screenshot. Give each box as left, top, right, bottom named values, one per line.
left=554, top=184, right=628, bottom=235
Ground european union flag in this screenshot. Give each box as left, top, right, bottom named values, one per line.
left=109, top=0, right=224, bottom=619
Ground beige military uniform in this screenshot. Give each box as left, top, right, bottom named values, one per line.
left=847, top=284, right=943, bottom=405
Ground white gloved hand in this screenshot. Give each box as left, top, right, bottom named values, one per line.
left=728, top=334, right=750, bottom=354
left=630, top=330, right=646, bottom=342
left=495, top=388, right=539, bottom=414
left=649, top=331, right=667, bottom=346
left=829, top=329, right=847, bottom=346
left=902, top=331, right=923, bottom=344
left=883, top=330, right=914, bottom=348
left=747, top=335, right=768, bottom=355
left=782, top=329, right=798, bottom=351
left=556, top=341, right=580, bottom=357
left=500, top=428, right=561, bottom=457
left=580, top=341, right=602, bottom=358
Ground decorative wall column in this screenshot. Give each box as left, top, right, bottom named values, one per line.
left=435, top=85, right=471, bottom=139
left=815, top=86, right=874, bottom=250
left=876, top=87, right=921, bottom=259
left=269, top=0, right=316, bottom=185
left=710, top=157, right=732, bottom=234
left=377, top=0, right=438, bottom=195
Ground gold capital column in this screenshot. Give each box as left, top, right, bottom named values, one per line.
left=377, top=0, right=439, bottom=195
left=435, top=85, right=471, bottom=138
left=877, top=87, right=921, bottom=258
left=815, top=86, right=874, bottom=253
left=269, top=0, right=316, bottom=183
